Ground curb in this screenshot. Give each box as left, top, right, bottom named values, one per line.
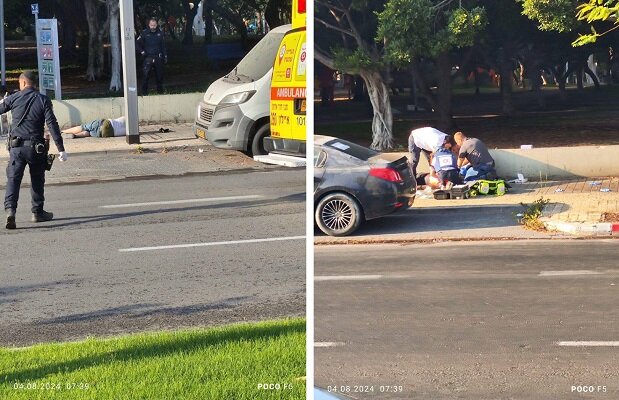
left=0, top=143, right=207, bottom=161
left=543, top=219, right=619, bottom=236
left=314, top=236, right=564, bottom=246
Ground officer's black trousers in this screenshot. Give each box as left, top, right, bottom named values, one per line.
left=142, top=57, right=164, bottom=95
left=4, top=146, right=46, bottom=213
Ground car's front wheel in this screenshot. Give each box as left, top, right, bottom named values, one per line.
left=315, top=193, right=362, bottom=236
left=250, top=124, right=270, bottom=156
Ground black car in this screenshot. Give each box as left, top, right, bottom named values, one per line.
left=314, top=135, right=416, bottom=236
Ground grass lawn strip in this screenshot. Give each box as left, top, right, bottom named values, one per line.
left=0, top=318, right=305, bottom=400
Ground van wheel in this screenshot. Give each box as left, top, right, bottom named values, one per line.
left=315, top=193, right=362, bottom=236
left=250, top=124, right=270, bottom=156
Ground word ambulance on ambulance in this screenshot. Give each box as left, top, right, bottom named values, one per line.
left=254, top=0, right=307, bottom=167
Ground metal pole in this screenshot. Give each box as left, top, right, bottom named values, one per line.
left=34, top=10, right=43, bottom=94
left=120, top=0, right=140, bottom=144
left=0, top=0, right=5, bottom=90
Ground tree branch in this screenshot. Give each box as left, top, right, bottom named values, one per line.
left=340, top=6, right=365, bottom=51
left=315, top=16, right=356, bottom=38
left=315, top=45, right=337, bottom=69
left=432, top=0, right=457, bottom=11
left=315, top=0, right=346, bottom=14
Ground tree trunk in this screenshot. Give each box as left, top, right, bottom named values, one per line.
left=203, top=0, right=214, bottom=45
left=316, top=48, right=392, bottom=149
left=182, top=0, right=198, bottom=45
left=552, top=65, right=567, bottom=103
left=499, top=58, right=514, bottom=116
left=576, top=66, right=584, bottom=90
left=108, top=0, right=121, bottom=91
left=84, top=0, right=100, bottom=81
left=360, top=71, right=393, bottom=150
left=583, top=64, right=600, bottom=88
left=210, top=3, right=248, bottom=45
left=96, top=27, right=106, bottom=79
left=436, top=51, right=453, bottom=132
left=410, top=59, right=437, bottom=110
left=60, top=22, right=78, bottom=60
left=265, top=0, right=285, bottom=29
left=562, top=61, right=576, bottom=89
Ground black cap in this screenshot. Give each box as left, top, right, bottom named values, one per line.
left=21, top=70, right=37, bottom=83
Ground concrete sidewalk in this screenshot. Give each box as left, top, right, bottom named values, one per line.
left=411, top=178, right=619, bottom=236
left=0, top=122, right=282, bottom=188
left=0, top=122, right=204, bottom=158
left=315, top=178, right=619, bottom=244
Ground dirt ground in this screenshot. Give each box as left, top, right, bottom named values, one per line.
left=602, top=212, right=619, bottom=223
left=315, top=85, right=619, bottom=149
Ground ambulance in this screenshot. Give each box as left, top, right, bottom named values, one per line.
left=194, top=25, right=292, bottom=156
left=254, top=0, right=307, bottom=166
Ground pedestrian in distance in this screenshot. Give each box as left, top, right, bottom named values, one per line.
left=407, top=126, right=448, bottom=177
left=1, top=70, right=68, bottom=230
left=454, top=131, right=496, bottom=182
left=136, top=18, right=167, bottom=95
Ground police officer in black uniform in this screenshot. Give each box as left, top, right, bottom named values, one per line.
left=136, top=18, right=167, bottom=95
left=1, top=71, right=68, bottom=230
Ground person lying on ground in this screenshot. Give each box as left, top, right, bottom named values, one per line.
left=61, top=116, right=126, bottom=139
left=454, top=131, right=496, bottom=182
left=414, top=172, right=441, bottom=190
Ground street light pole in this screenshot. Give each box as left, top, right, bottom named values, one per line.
left=119, top=0, right=140, bottom=144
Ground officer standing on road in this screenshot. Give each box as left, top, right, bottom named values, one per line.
left=1, top=71, right=68, bottom=230
left=136, top=18, right=167, bottom=95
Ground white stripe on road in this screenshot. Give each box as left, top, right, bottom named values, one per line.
left=314, top=275, right=383, bottom=282
left=119, top=236, right=305, bottom=252
left=100, top=195, right=263, bottom=209
left=557, top=341, right=619, bottom=347
left=315, top=342, right=346, bottom=348
left=539, top=270, right=602, bottom=277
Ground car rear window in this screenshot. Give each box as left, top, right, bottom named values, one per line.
left=324, top=139, right=378, bottom=161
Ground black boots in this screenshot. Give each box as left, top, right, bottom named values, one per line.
left=5, top=209, right=54, bottom=228
left=5, top=209, right=16, bottom=229
left=32, top=210, right=54, bottom=223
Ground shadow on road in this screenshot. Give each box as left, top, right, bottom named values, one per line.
left=0, top=279, right=83, bottom=304
left=4, top=193, right=304, bottom=232
left=316, top=204, right=541, bottom=237
left=38, top=297, right=252, bottom=325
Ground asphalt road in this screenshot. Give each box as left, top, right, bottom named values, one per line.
left=315, top=240, right=619, bottom=399
left=0, top=169, right=305, bottom=346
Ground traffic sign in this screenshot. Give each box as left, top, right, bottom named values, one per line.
left=35, top=19, right=61, bottom=99
left=31, top=3, right=39, bottom=14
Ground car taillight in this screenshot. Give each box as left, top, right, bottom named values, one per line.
left=369, top=167, right=402, bottom=183
left=298, top=0, right=306, bottom=13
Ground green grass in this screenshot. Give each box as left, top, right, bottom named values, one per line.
left=0, top=319, right=306, bottom=400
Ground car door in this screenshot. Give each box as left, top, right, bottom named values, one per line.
left=314, top=146, right=327, bottom=194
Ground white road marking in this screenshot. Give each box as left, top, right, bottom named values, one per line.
left=539, top=270, right=603, bottom=277
left=315, top=342, right=346, bottom=348
left=119, top=236, right=305, bottom=252
left=314, top=275, right=383, bottom=282
left=557, top=341, right=619, bottom=347
left=100, top=195, right=263, bottom=209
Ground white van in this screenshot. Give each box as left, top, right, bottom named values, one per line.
left=194, top=24, right=291, bottom=156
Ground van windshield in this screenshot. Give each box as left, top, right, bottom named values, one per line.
left=232, top=31, right=286, bottom=81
